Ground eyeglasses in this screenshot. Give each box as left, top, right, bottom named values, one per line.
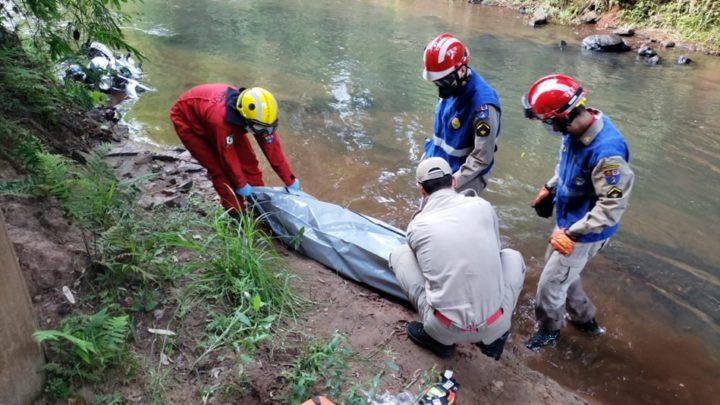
left=248, top=120, right=278, bottom=136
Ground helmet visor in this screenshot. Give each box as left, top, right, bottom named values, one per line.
left=522, top=94, right=558, bottom=125
left=248, top=120, right=278, bottom=136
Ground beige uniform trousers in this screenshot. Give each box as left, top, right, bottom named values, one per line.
left=535, top=238, right=608, bottom=331
left=390, top=245, right=525, bottom=346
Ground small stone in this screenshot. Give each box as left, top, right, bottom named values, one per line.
left=637, top=46, right=656, bottom=57
left=613, top=27, right=635, bottom=37
left=579, top=10, right=599, bottom=24
left=661, top=40, right=675, bottom=48
left=677, top=55, right=692, bottom=65
left=645, top=55, right=661, bottom=65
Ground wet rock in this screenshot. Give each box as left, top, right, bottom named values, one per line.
left=661, top=40, right=675, bottom=48
left=581, top=34, right=630, bottom=52
left=558, top=40, right=567, bottom=50
left=645, top=55, right=661, bottom=65
left=613, top=27, right=635, bottom=37
left=677, top=55, right=692, bottom=65
left=529, top=8, right=547, bottom=27
left=579, top=10, right=599, bottom=24
left=637, top=46, right=656, bottom=57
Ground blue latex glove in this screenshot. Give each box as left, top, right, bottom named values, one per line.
left=287, top=178, right=301, bottom=191
left=235, top=184, right=253, bottom=197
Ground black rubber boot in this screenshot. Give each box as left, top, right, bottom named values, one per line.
left=476, top=330, right=510, bottom=360
left=406, top=321, right=456, bottom=358
left=525, top=329, right=560, bottom=352
left=569, top=317, right=606, bottom=335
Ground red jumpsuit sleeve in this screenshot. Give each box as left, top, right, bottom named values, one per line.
left=208, top=123, right=248, bottom=189
left=254, top=132, right=295, bottom=185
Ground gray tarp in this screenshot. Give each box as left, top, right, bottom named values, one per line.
left=251, top=187, right=408, bottom=302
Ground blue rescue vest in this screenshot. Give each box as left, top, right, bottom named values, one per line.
left=555, top=114, right=630, bottom=242
left=424, top=70, right=501, bottom=172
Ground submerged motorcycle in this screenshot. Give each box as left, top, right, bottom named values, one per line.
left=64, top=41, right=153, bottom=99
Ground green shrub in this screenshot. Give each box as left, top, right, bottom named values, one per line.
left=281, top=333, right=354, bottom=403
left=33, top=309, right=130, bottom=388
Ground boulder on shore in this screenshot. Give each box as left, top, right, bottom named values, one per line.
left=581, top=34, right=631, bottom=52
left=529, top=7, right=547, bottom=27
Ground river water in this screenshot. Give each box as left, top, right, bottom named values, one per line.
left=121, top=0, right=719, bottom=402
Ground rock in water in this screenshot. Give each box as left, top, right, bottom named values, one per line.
left=677, top=55, right=692, bottom=65
left=581, top=35, right=631, bottom=52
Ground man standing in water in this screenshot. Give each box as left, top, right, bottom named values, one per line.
left=522, top=74, right=635, bottom=351
left=170, top=85, right=300, bottom=215
left=389, top=157, right=526, bottom=359
left=421, top=33, right=501, bottom=195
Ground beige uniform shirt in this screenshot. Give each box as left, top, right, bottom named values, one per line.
left=406, top=189, right=504, bottom=329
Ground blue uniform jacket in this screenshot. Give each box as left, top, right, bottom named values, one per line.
left=555, top=115, right=630, bottom=242
left=424, top=70, right=501, bottom=172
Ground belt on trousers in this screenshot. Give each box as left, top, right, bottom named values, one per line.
left=433, top=308, right=504, bottom=332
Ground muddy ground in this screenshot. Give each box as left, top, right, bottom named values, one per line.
left=1, top=128, right=593, bottom=403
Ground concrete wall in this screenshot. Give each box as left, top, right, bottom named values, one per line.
left=0, top=211, right=44, bottom=405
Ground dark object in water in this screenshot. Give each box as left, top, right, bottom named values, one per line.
left=558, top=40, right=567, bottom=50
left=677, top=55, right=692, bottom=65
left=637, top=46, right=656, bottom=57
left=581, top=34, right=631, bottom=52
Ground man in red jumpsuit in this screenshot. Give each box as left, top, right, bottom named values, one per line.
left=170, top=85, right=300, bottom=214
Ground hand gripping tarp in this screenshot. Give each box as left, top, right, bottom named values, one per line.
left=250, top=187, right=408, bottom=302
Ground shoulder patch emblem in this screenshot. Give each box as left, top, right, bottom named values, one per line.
left=476, top=121, right=491, bottom=137
left=475, top=104, right=489, bottom=120
left=603, top=168, right=621, bottom=184
left=451, top=117, right=461, bottom=129
left=225, top=134, right=234, bottom=147
left=607, top=187, right=623, bottom=198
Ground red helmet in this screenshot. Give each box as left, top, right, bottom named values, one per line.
left=422, top=33, right=470, bottom=81
left=522, top=74, right=587, bottom=121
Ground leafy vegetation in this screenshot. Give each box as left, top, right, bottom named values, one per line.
left=281, top=333, right=357, bottom=403
left=3, top=0, right=141, bottom=60
left=521, top=0, right=720, bottom=49
left=33, top=309, right=131, bottom=399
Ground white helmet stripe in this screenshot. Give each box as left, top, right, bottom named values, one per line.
left=530, top=80, right=573, bottom=105
left=250, top=89, right=264, bottom=120
left=437, top=38, right=460, bottom=64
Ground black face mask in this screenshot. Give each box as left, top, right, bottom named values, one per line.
left=434, top=68, right=469, bottom=99
left=438, top=84, right=463, bottom=99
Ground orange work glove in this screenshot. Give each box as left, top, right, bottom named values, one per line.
left=550, top=228, right=576, bottom=256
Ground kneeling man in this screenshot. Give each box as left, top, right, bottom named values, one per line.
left=390, top=157, right=525, bottom=359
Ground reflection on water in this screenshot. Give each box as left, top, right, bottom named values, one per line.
left=122, top=0, right=720, bottom=402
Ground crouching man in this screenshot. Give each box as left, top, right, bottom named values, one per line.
left=389, top=157, right=526, bottom=359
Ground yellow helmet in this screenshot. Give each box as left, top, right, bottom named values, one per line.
left=236, top=87, right=279, bottom=135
